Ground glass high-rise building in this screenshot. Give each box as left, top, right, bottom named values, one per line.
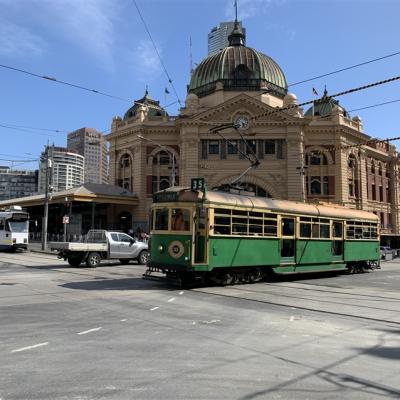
left=0, top=167, right=38, bottom=201
left=208, top=21, right=245, bottom=55
left=38, top=146, right=84, bottom=193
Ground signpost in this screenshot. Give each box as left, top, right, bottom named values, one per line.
left=63, top=215, right=69, bottom=242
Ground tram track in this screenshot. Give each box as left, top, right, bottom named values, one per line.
left=192, top=284, right=400, bottom=327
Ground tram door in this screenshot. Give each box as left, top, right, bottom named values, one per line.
left=193, top=206, right=207, bottom=264
left=332, top=221, right=344, bottom=260
left=280, top=217, right=295, bottom=264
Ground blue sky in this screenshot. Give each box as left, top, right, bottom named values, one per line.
left=1, top=0, right=399, bottom=170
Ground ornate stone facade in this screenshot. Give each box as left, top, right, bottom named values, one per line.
left=106, top=22, right=400, bottom=241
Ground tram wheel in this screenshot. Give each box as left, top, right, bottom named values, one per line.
left=221, top=273, right=234, bottom=286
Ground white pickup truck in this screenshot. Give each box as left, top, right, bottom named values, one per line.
left=50, top=230, right=149, bottom=267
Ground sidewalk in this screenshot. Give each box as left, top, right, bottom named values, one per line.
left=28, top=242, right=58, bottom=255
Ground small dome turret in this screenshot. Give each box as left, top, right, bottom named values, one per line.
left=305, top=88, right=350, bottom=118
left=124, top=89, right=168, bottom=120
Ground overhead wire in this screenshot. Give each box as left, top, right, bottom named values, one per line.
left=0, top=63, right=131, bottom=103
left=131, top=0, right=182, bottom=106
left=288, top=50, right=400, bottom=87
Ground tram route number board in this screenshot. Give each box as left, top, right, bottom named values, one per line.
left=191, top=178, right=205, bottom=192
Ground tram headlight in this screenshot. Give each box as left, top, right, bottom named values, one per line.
left=157, top=244, right=164, bottom=253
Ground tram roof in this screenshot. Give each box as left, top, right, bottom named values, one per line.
left=160, top=187, right=379, bottom=222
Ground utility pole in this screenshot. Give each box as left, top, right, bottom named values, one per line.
left=41, top=145, right=50, bottom=250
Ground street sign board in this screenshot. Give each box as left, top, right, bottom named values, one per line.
left=63, top=216, right=69, bottom=224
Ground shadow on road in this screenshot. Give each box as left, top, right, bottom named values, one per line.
left=60, top=276, right=176, bottom=291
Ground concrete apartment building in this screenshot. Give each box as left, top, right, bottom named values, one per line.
left=106, top=21, right=400, bottom=242
left=0, top=166, right=38, bottom=201
left=38, top=146, right=84, bottom=193
left=67, top=127, right=108, bottom=184
left=208, top=21, right=245, bottom=55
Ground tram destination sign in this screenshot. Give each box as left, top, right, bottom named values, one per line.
left=153, top=191, right=178, bottom=203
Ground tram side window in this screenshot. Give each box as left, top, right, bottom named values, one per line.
left=346, top=223, right=355, bottom=239
left=264, top=215, right=277, bottom=236
left=155, top=208, right=169, bottom=231
left=312, top=223, right=319, bottom=238
left=0, top=219, right=4, bottom=231
left=214, top=209, right=231, bottom=235
left=171, top=208, right=190, bottom=231
left=300, top=223, right=311, bottom=238
left=320, top=224, right=330, bottom=238
left=282, top=218, right=294, bottom=236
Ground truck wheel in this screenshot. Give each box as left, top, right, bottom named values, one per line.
left=67, top=255, right=83, bottom=267
left=138, top=250, right=149, bottom=265
left=86, top=252, right=101, bottom=268
left=119, top=259, right=130, bottom=265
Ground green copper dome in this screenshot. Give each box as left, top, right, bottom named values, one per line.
left=188, top=22, right=287, bottom=98
left=305, top=89, right=350, bottom=118
left=124, top=89, right=168, bottom=120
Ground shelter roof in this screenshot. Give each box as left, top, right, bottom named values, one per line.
left=0, top=183, right=138, bottom=208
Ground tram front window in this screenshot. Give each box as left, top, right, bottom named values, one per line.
left=171, top=208, right=190, bottom=231
left=9, top=220, right=28, bottom=233
left=155, top=208, right=169, bottom=231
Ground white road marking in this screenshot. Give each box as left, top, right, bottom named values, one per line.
left=179, top=291, right=184, bottom=295
left=168, top=297, right=176, bottom=302
left=150, top=307, right=159, bottom=311
left=11, top=342, right=49, bottom=353
left=77, top=327, right=102, bottom=335
left=201, top=319, right=221, bottom=324
left=120, top=319, right=127, bottom=322
left=289, top=316, right=295, bottom=322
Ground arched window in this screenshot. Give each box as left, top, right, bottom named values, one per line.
left=370, top=160, right=375, bottom=174
left=305, top=151, right=327, bottom=166
left=305, top=150, right=331, bottom=198
left=117, top=152, right=133, bottom=190
left=151, top=149, right=177, bottom=193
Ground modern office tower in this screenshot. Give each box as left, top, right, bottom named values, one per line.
left=67, top=127, right=108, bottom=184
left=0, top=166, right=38, bottom=201
left=38, top=146, right=84, bottom=193
left=208, top=21, right=245, bottom=55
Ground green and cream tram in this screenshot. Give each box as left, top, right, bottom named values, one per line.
left=147, top=187, right=380, bottom=285
left=0, top=207, right=29, bottom=250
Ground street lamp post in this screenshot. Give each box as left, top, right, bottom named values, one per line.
left=41, top=145, right=52, bottom=250
left=137, top=135, right=176, bottom=187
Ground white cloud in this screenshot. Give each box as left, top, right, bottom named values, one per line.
left=0, top=0, right=119, bottom=70
left=132, top=39, right=163, bottom=81
left=38, top=0, right=119, bottom=70
left=0, top=20, right=45, bottom=58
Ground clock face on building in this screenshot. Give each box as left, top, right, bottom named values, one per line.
left=234, top=115, right=250, bottom=130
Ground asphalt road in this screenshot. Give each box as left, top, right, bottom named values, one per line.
left=0, top=251, right=400, bottom=400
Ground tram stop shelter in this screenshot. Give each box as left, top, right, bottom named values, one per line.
left=0, top=183, right=138, bottom=241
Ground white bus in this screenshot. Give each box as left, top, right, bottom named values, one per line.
left=0, top=207, right=29, bottom=250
